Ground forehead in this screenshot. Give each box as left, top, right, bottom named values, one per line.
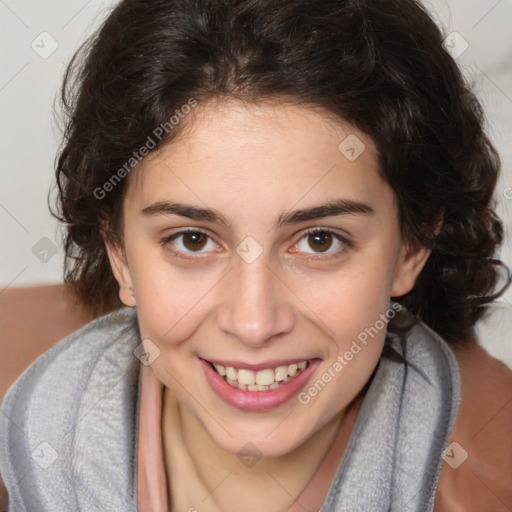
left=125, top=99, right=395, bottom=219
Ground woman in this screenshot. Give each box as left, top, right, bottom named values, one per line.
left=1, top=0, right=511, bottom=510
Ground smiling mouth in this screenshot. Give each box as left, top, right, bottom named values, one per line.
left=206, top=360, right=312, bottom=392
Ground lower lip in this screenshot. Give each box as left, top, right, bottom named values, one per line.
left=200, top=358, right=321, bottom=411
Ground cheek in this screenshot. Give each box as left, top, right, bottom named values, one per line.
left=295, top=267, right=392, bottom=415
left=296, top=259, right=396, bottom=345
left=129, top=255, right=215, bottom=350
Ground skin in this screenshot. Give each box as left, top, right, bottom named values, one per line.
left=105, top=99, right=431, bottom=511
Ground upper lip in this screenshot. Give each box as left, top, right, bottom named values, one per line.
left=202, top=357, right=318, bottom=371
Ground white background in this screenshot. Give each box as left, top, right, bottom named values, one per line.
left=0, top=0, right=511, bottom=367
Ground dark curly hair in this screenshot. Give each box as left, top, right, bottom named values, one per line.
left=52, top=0, right=510, bottom=344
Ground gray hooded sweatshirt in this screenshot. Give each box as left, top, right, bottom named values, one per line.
left=0, top=307, right=460, bottom=511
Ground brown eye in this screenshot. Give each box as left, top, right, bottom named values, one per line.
left=167, top=230, right=217, bottom=254
left=307, top=231, right=333, bottom=252
left=293, top=229, right=347, bottom=256
left=182, top=232, right=207, bottom=251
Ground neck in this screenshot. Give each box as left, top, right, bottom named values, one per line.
left=162, top=388, right=366, bottom=512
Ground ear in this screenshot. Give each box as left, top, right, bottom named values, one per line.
left=391, top=241, right=431, bottom=297
left=104, top=240, right=136, bottom=308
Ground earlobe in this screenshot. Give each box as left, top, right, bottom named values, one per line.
left=391, top=242, right=431, bottom=297
left=104, top=241, right=136, bottom=307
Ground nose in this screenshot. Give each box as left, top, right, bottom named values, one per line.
left=215, top=256, right=296, bottom=348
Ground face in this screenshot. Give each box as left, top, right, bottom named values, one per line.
left=106, top=99, right=430, bottom=457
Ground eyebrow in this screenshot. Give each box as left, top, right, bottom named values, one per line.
left=141, top=199, right=374, bottom=229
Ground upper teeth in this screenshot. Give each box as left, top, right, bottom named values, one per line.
left=213, top=361, right=309, bottom=386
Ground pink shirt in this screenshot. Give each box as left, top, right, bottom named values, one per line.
left=136, top=364, right=349, bottom=511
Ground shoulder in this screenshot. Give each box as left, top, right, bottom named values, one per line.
left=1, top=305, right=139, bottom=412
left=435, top=339, right=512, bottom=510
left=0, top=307, right=140, bottom=505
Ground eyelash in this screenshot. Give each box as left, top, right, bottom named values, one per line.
left=292, top=228, right=351, bottom=261
left=161, top=227, right=352, bottom=261
left=161, top=228, right=220, bottom=261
